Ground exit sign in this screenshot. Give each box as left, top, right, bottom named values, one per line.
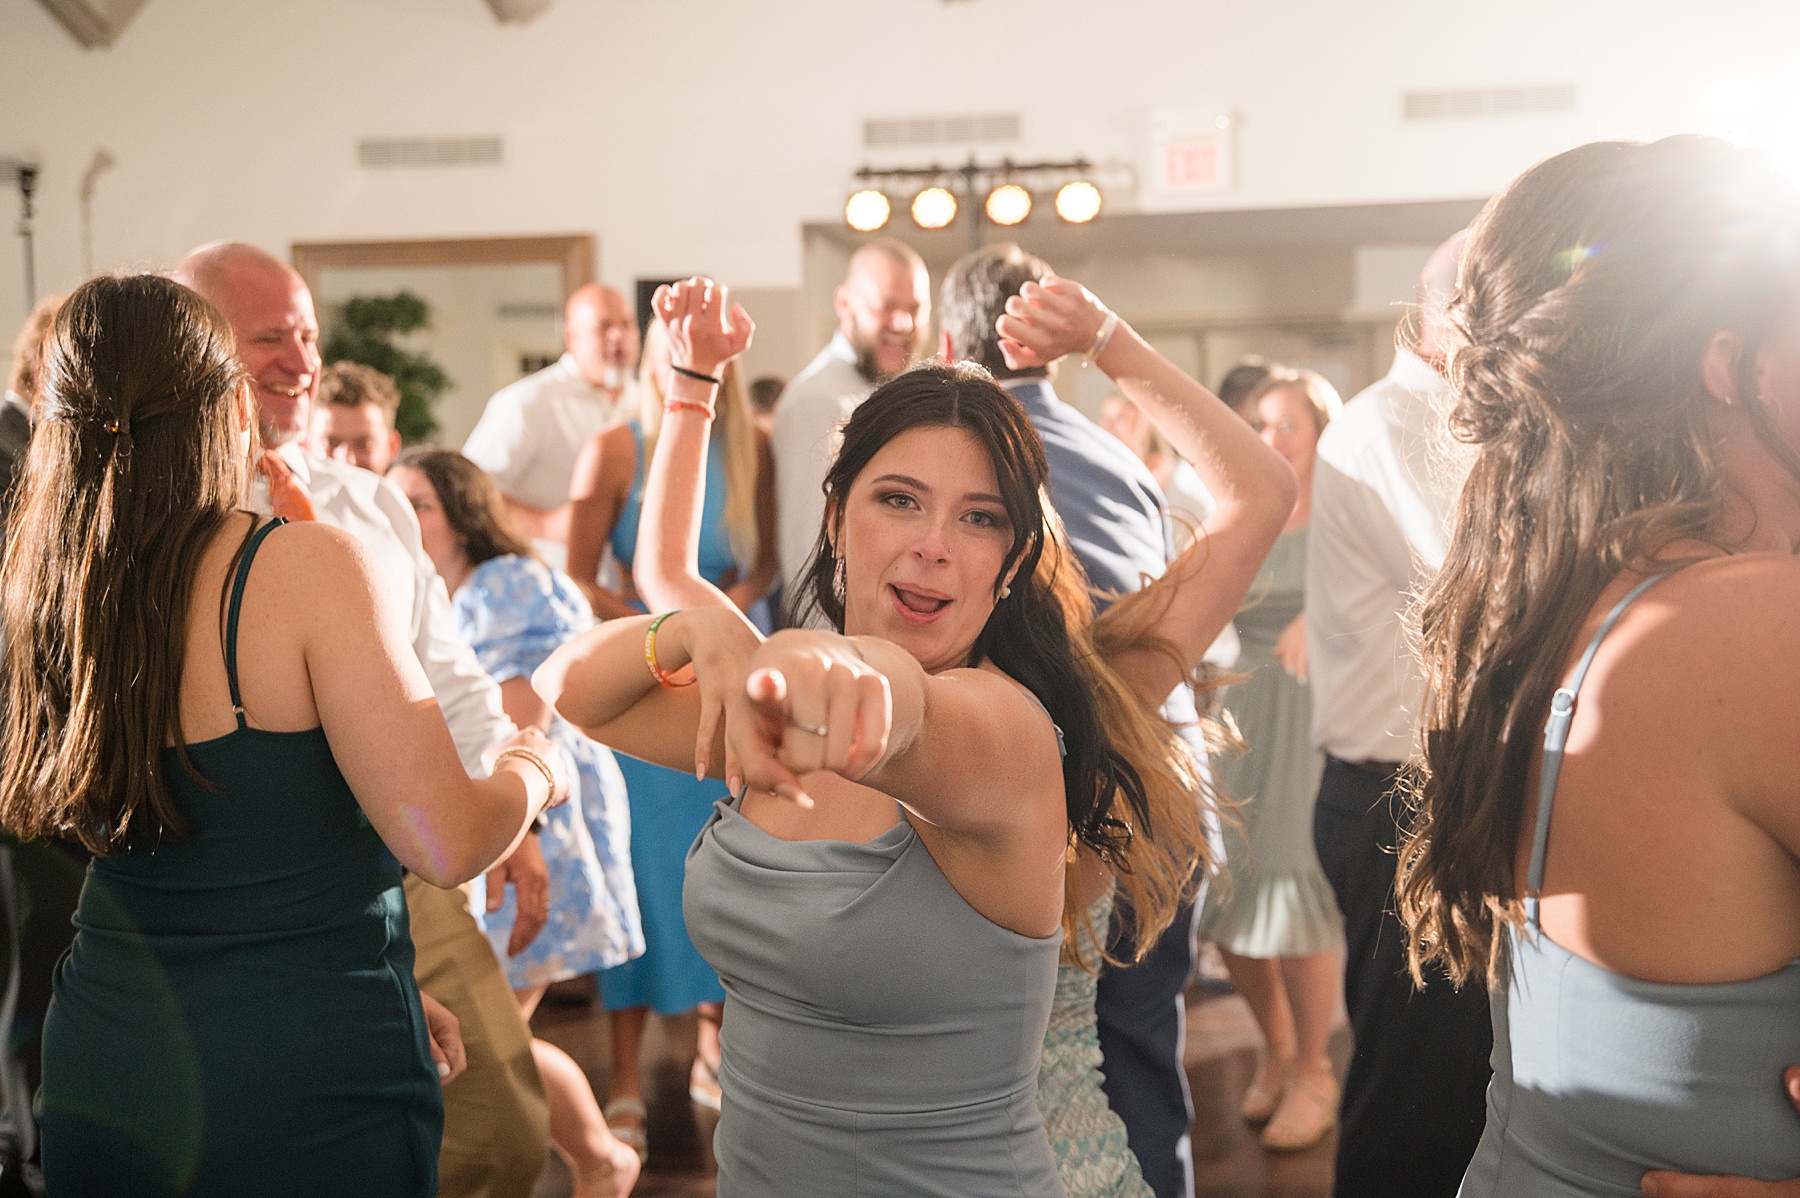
left=1162, top=139, right=1224, bottom=190
left=1143, top=108, right=1236, bottom=211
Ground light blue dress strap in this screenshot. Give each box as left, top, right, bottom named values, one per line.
left=1525, top=570, right=1674, bottom=928
left=1016, top=687, right=1068, bottom=759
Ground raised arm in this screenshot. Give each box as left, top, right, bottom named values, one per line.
left=998, top=277, right=1297, bottom=701
left=285, top=522, right=565, bottom=887
left=565, top=426, right=643, bottom=621
left=634, top=277, right=757, bottom=615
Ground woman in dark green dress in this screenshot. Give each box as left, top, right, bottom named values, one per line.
left=0, top=275, right=565, bottom=1197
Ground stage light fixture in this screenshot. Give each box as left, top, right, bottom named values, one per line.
left=1054, top=180, right=1102, bottom=224
left=984, top=183, right=1032, bottom=227
left=845, top=189, right=892, bottom=232
left=911, top=186, right=958, bottom=230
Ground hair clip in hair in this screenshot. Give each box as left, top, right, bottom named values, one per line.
left=103, top=418, right=123, bottom=435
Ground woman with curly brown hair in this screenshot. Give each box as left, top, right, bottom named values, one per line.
left=1397, top=136, right=1800, bottom=1195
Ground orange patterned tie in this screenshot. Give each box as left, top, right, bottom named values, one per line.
left=260, top=451, right=318, bottom=522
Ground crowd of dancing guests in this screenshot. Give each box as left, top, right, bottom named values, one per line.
left=0, top=131, right=1797, bottom=1198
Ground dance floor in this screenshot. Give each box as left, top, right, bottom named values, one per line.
left=531, top=977, right=1349, bottom=1198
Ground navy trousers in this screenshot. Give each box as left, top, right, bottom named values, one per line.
left=1312, top=757, right=1491, bottom=1198
left=1095, top=896, right=1200, bottom=1198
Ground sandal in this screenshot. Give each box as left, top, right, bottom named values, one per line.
left=1240, top=1057, right=1292, bottom=1124
left=601, top=1096, right=649, bottom=1164
left=1261, top=1066, right=1338, bottom=1152
left=689, top=1057, right=723, bottom=1112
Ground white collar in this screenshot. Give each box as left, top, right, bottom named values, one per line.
left=1387, top=347, right=1447, bottom=397
left=825, top=331, right=858, bottom=367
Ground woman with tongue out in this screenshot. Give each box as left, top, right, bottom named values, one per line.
left=534, top=277, right=1295, bottom=1197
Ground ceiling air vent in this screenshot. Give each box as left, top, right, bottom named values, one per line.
left=863, top=112, right=1022, bottom=148
left=357, top=136, right=504, bottom=168
left=1402, top=84, right=1577, bottom=121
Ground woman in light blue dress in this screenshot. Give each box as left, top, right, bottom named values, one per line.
left=389, top=448, right=644, bottom=1198
left=563, top=317, right=778, bottom=1152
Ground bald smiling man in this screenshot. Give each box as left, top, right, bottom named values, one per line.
left=463, top=284, right=640, bottom=550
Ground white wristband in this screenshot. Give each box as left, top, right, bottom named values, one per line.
left=1086, top=311, right=1120, bottom=365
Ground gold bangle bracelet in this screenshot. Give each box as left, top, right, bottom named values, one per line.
left=494, top=745, right=557, bottom=810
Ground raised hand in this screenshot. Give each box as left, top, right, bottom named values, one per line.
left=653, top=277, right=754, bottom=378
left=996, top=276, right=1112, bottom=371
left=725, top=631, right=894, bottom=807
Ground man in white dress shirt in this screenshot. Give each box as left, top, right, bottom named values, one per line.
left=175, top=242, right=554, bottom=1198
left=463, top=283, right=639, bottom=548
left=771, top=239, right=930, bottom=607
left=1305, top=232, right=1487, bottom=1198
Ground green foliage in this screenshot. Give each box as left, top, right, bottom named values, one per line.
left=321, top=291, right=451, bottom=444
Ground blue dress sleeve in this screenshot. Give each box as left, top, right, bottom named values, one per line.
left=453, top=555, right=596, bottom=684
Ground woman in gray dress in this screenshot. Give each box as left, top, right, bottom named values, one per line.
left=1197, top=367, right=1347, bottom=1152
left=535, top=277, right=1296, bottom=1197
left=1398, top=136, right=1800, bottom=1195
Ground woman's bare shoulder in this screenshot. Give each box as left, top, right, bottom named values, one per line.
left=246, top=519, right=395, bottom=609
left=1657, top=552, right=1800, bottom=617
left=1630, top=553, right=1800, bottom=670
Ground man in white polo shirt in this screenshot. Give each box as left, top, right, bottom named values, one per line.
left=771, top=239, right=930, bottom=611
left=464, top=284, right=638, bottom=551
left=1306, top=232, right=1485, bottom=1198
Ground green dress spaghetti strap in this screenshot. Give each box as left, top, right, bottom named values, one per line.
left=39, top=517, right=443, bottom=1197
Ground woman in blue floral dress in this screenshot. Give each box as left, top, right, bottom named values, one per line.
left=390, top=447, right=643, bottom=1198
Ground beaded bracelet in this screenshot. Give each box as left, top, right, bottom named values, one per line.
left=671, top=364, right=722, bottom=385
left=644, top=611, right=696, bottom=688
left=664, top=399, right=716, bottom=418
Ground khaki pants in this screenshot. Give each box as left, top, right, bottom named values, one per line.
left=405, top=874, right=549, bottom=1198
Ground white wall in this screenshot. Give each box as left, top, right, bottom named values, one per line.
left=0, top=0, right=1791, bottom=343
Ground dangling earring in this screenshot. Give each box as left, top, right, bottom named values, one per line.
left=832, top=555, right=846, bottom=604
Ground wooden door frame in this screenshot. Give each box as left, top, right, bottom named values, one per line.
left=290, top=233, right=596, bottom=303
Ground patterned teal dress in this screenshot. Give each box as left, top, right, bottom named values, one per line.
left=456, top=554, right=644, bottom=985
left=1198, top=527, right=1343, bottom=956
left=1040, top=888, right=1152, bottom=1198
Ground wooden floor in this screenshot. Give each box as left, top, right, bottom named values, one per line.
left=530, top=977, right=1349, bottom=1198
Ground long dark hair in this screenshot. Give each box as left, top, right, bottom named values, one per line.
left=392, top=447, right=535, bottom=567
left=0, top=275, right=253, bottom=854
left=1396, top=136, right=1800, bottom=985
left=792, top=362, right=1149, bottom=867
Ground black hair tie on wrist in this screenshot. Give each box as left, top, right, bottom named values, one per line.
left=671, top=365, right=722, bottom=385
